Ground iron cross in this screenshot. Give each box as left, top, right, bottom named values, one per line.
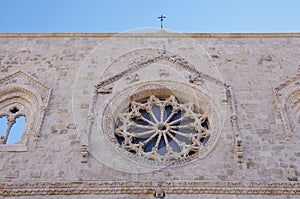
left=158, top=15, right=166, bottom=29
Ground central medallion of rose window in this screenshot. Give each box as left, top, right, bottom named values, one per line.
left=115, top=95, right=211, bottom=164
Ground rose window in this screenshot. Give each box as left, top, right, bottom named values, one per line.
left=115, top=95, right=211, bottom=164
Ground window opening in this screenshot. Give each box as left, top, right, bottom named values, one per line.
left=0, top=115, right=25, bottom=144
left=115, top=95, right=211, bottom=162
left=10, top=107, right=19, bottom=114
left=6, top=116, right=25, bottom=144
left=0, top=117, right=8, bottom=144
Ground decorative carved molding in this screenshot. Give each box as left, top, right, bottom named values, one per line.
left=114, top=94, right=211, bottom=166
left=95, top=52, right=226, bottom=89
left=189, top=75, right=203, bottom=85
left=0, top=70, right=51, bottom=95
left=126, top=74, right=139, bottom=84
left=78, top=89, right=97, bottom=163
left=87, top=49, right=243, bottom=165
left=81, top=145, right=88, bottom=163
left=0, top=70, right=51, bottom=148
left=274, top=73, right=300, bottom=93
left=154, top=182, right=165, bottom=198
left=0, top=180, right=299, bottom=196
left=274, top=73, right=300, bottom=139
left=225, top=85, right=243, bottom=164
left=102, top=83, right=222, bottom=167
left=97, top=86, right=112, bottom=94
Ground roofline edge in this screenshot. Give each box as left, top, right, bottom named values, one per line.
left=0, top=33, right=300, bottom=38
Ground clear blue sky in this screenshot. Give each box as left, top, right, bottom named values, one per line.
left=1, top=0, right=300, bottom=33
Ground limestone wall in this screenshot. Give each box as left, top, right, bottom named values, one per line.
left=0, top=33, right=299, bottom=198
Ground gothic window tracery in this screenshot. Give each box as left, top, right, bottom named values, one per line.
left=0, top=71, right=51, bottom=151
left=115, top=94, right=211, bottom=163
left=0, top=105, right=26, bottom=144
left=0, top=99, right=29, bottom=146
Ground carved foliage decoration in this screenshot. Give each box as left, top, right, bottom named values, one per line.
left=0, top=71, right=51, bottom=150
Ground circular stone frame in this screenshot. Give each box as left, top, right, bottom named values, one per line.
left=100, top=81, right=221, bottom=166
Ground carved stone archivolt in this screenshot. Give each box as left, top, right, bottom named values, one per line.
left=0, top=70, right=51, bottom=150
left=71, top=35, right=243, bottom=168
left=82, top=48, right=243, bottom=169
left=104, top=83, right=219, bottom=166
left=274, top=73, right=300, bottom=139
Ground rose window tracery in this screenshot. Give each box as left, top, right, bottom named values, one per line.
left=115, top=95, right=211, bottom=164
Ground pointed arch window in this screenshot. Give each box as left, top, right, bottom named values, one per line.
left=0, top=86, right=45, bottom=152
left=0, top=100, right=30, bottom=151
left=0, top=71, right=51, bottom=152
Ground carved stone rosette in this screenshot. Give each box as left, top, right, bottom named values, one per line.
left=81, top=48, right=242, bottom=170
left=102, top=83, right=221, bottom=166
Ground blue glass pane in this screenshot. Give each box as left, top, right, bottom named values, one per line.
left=0, top=117, right=8, bottom=138
left=6, top=116, right=25, bottom=144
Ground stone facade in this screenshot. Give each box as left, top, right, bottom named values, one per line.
left=0, top=32, right=300, bottom=198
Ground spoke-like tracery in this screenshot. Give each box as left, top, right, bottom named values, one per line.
left=115, top=95, right=211, bottom=163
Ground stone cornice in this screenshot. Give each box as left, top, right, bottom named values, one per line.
left=0, top=33, right=300, bottom=38
left=0, top=180, right=299, bottom=196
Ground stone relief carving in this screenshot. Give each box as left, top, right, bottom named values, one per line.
left=0, top=180, right=299, bottom=197
left=85, top=49, right=243, bottom=166
left=94, top=51, right=226, bottom=89
left=96, top=86, right=112, bottom=94
left=274, top=73, right=300, bottom=139
left=158, top=69, right=169, bottom=77
left=154, top=182, right=165, bottom=198
left=223, top=85, right=243, bottom=165
left=189, top=75, right=203, bottom=85
left=101, top=83, right=222, bottom=167
left=115, top=95, right=211, bottom=165
left=0, top=70, right=51, bottom=151
left=80, top=144, right=88, bottom=163
left=126, top=74, right=139, bottom=84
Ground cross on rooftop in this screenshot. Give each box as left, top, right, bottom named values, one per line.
left=158, top=15, right=166, bottom=29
